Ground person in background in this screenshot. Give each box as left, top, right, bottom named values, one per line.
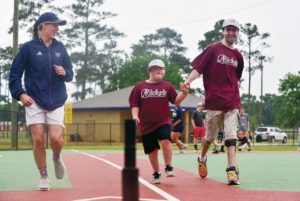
left=237, top=130, right=251, bottom=152
left=191, top=102, right=206, bottom=153
left=212, top=140, right=219, bottom=154
left=171, top=104, right=188, bottom=153
left=9, top=12, right=73, bottom=191
left=129, top=59, right=188, bottom=184
left=218, top=125, right=226, bottom=153
left=239, top=107, right=251, bottom=151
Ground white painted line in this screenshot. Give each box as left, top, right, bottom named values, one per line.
left=72, top=196, right=121, bottom=201
left=72, top=150, right=179, bottom=201
left=73, top=196, right=167, bottom=201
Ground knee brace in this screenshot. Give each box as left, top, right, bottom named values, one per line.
left=225, top=139, right=237, bottom=147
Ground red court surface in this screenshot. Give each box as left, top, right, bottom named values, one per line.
left=0, top=150, right=299, bottom=201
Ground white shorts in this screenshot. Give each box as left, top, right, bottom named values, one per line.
left=25, top=102, right=64, bottom=127
left=205, top=109, right=239, bottom=142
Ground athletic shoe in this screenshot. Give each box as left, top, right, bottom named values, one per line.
left=226, top=166, right=240, bottom=185
left=165, top=165, right=175, bottom=177
left=179, top=145, right=188, bottom=154
left=182, top=145, right=188, bottom=151
left=247, top=148, right=252, bottom=152
left=197, top=155, right=207, bottom=178
left=179, top=149, right=185, bottom=154
left=38, top=176, right=50, bottom=191
left=53, top=158, right=65, bottom=179
left=212, top=148, right=219, bottom=154
left=151, top=172, right=161, bottom=184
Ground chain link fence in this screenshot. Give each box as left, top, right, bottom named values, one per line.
left=0, top=109, right=299, bottom=150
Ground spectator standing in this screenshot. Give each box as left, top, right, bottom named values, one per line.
left=191, top=102, right=206, bottom=153
left=171, top=104, right=188, bottom=153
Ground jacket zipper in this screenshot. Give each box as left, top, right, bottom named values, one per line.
left=48, top=44, right=53, bottom=107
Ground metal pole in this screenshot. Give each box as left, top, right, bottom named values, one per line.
left=122, top=119, right=139, bottom=201
left=11, top=0, right=19, bottom=149
left=259, top=58, right=264, bottom=126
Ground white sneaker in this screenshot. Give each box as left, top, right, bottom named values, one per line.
left=54, top=158, right=65, bottom=179
left=151, top=172, right=161, bottom=184
left=179, top=149, right=185, bottom=154
left=165, top=165, right=175, bottom=177
left=38, top=176, right=50, bottom=191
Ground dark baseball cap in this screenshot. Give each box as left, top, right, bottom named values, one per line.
left=37, top=12, right=67, bottom=26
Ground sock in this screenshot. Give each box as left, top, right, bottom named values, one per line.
left=200, top=155, right=206, bottom=162
left=166, top=164, right=173, bottom=169
left=53, top=153, right=61, bottom=161
left=39, top=166, right=48, bottom=178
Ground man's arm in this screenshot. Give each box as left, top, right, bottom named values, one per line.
left=185, top=69, right=200, bottom=85
left=180, top=69, right=200, bottom=92
left=191, top=112, right=196, bottom=128
left=173, top=119, right=182, bottom=127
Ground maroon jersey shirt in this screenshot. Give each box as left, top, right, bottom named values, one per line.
left=191, top=42, right=244, bottom=110
left=129, top=81, right=177, bottom=135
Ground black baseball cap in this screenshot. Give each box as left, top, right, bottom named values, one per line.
left=37, top=12, right=67, bottom=26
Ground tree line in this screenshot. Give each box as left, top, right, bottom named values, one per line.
left=0, top=0, right=299, bottom=129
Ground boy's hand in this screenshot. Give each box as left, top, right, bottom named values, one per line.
left=180, top=82, right=189, bottom=94
left=133, top=117, right=140, bottom=125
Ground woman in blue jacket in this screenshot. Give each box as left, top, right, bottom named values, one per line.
left=9, top=12, right=73, bottom=191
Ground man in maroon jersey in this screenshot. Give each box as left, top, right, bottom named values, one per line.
left=129, top=59, right=188, bottom=184
left=182, top=18, right=244, bottom=185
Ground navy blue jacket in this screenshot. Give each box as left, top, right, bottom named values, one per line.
left=172, top=107, right=184, bottom=132
left=9, top=38, right=73, bottom=111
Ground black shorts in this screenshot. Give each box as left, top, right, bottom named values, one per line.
left=142, top=124, right=171, bottom=154
left=172, top=128, right=183, bottom=132
left=238, top=136, right=248, bottom=145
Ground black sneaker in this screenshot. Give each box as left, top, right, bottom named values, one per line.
left=151, top=172, right=161, bottom=184
left=165, top=165, right=175, bottom=177
left=212, top=148, right=219, bottom=154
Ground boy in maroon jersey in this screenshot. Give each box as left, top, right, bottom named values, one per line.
left=182, top=18, right=244, bottom=185
left=129, top=59, right=188, bottom=184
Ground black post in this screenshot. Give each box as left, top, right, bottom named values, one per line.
left=122, top=119, right=139, bottom=201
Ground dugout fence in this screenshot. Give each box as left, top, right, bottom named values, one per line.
left=0, top=109, right=299, bottom=150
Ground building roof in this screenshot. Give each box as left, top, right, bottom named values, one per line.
left=72, top=86, right=203, bottom=111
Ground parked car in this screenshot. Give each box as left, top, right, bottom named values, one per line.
left=255, top=127, right=288, bottom=143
